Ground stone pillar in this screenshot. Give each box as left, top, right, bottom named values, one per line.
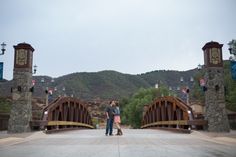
left=202, top=41, right=230, bottom=132
left=8, top=43, right=34, bottom=133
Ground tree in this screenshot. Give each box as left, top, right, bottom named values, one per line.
left=120, top=86, right=171, bottom=128
left=224, top=61, right=236, bottom=111
left=0, top=97, right=11, bottom=113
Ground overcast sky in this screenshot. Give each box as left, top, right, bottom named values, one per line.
left=1, top=0, right=236, bottom=80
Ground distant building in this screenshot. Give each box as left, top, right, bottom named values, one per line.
left=155, top=83, right=159, bottom=89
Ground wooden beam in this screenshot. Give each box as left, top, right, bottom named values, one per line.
left=141, top=120, right=188, bottom=128
left=141, top=120, right=207, bottom=129
left=47, top=121, right=94, bottom=129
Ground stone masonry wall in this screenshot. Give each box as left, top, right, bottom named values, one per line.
left=204, top=67, right=230, bottom=132
left=8, top=70, right=32, bottom=133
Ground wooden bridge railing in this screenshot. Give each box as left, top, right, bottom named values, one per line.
left=141, top=96, right=207, bottom=130
left=41, top=97, right=94, bottom=132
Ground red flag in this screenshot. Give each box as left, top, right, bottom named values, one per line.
left=199, top=78, right=205, bottom=87
left=32, top=80, right=36, bottom=86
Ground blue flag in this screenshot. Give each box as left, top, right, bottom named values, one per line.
left=0, top=62, right=3, bottom=80
left=231, top=61, right=236, bottom=80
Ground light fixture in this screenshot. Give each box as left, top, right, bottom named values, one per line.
left=33, top=65, right=37, bottom=74
left=1, top=42, right=6, bottom=55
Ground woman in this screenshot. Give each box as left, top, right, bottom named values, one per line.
left=114, top=102, right=123, bottom=135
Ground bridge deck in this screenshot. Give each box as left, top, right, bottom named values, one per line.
left=1, top=129, right=236, bottom=157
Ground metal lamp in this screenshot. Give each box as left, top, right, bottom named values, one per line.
left=1, top=42, right=6, bottom=55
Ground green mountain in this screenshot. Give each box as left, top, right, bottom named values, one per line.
left=52, top=70, right=151, bottom=100
left=0, top=69, right=198, bottom=100
left=1, top=61, right=235, bottom=108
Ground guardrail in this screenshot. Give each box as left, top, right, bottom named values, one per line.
left=141, top=120, right=207, bottom=129
left=41, top=97, right=94, bottom=133
left=141, top=96, right=207, bottom=131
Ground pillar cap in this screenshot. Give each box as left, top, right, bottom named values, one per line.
left=14, top=43, right=34, bottom=52
left=202, top=41, right=223, bottom=51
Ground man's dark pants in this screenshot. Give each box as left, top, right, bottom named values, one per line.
left=105, top=118, right=114, bottom=135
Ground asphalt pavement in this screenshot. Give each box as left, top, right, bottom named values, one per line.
left=0, top=129, right=236, bottom=157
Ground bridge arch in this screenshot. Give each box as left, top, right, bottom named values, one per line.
left=141, top=96, right=202, bottom=129
left=42, top=97, right=94, bottom=132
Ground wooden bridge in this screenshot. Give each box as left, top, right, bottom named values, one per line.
left=41, top=97, right=94, bottom=133
left=141, top=96, right=207, bottom=131
left=33, top=96, right=206, bottom=133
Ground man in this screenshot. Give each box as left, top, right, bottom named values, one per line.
left=105, top=101, right=115, bottom=136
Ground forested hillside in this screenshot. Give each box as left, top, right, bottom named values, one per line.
left=0, top=61, right=235, bottom=112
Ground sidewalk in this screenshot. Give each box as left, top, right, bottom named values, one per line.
left=0, top=130, right=45, bottom=147
left=191, top=130, right=236, bottom=145
left=0, top=131, right=34, bottom=139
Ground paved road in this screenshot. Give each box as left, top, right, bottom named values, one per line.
left=0, top=129, right=236, bottom=157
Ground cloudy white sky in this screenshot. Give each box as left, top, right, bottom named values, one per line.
left=0, top=0, right=236, bottom=80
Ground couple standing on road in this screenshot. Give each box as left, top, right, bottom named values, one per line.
left=105, top=100, right=123, bottom=136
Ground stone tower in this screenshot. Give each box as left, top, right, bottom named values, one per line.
left=202, top=41, right=230, bottom=132
left=8, top=43, right=34, bottom=133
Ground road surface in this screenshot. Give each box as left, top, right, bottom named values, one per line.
left=1, top=129, right=236, bottom=157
